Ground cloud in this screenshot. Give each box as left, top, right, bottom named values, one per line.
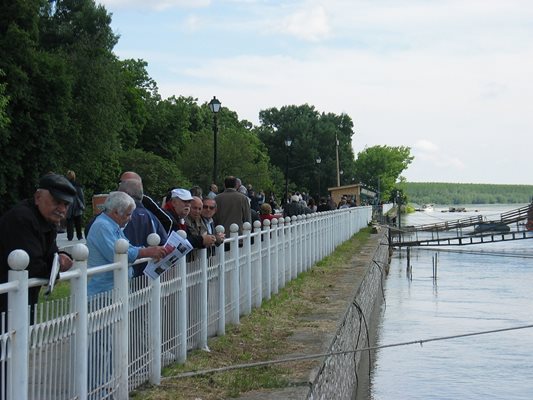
left=277, top=5, right=331, bottom=41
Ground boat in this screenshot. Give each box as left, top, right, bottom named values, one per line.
left=473, top=222, right=511, bottom=234
left=416, top=204, right=434, bottom=212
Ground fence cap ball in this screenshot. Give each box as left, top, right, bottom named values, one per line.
left=230, top=223, right=239, bottom=233
left=253, top=220, right=261, bottom=229
left=177, top=229, right=187, bottom=238
left=147, top=233, right=160, bottom=247
left=243, top=222, right=252, bottom=231
left=71, top=244, right=89, bottom=261
left=7, top=249, right=29, bottom=271
left=215, top=225, right=225, bottom=233
left=115, top=238, right=129, bottom=254
left=263, top=219, right=271, bottom=227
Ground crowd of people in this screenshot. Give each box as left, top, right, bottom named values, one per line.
left=0, top=170, right=364, bottom=309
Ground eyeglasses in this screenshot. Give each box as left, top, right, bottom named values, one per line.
left=203, top=205, right=216, bottom=210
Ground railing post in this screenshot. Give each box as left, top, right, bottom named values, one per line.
left=291, top=216, right=298, bottom=280
left=216, top=226, right=226, bottom=336
left=7, top=250, right=30, bottom=400
left=229, top=224, right=240, bottom=324
left=70, top=244, right=89, bottom=398
left=177, top=230, right=188, bottom=363
left=271, top=218, right=279, bottom=295
left=253, top=220, right=262, bottom=308
left=262, top=219, right=272, bottom=300
left=114, top=238, right=130, bottom=400
left=199, top=248, right=209, bottom=350
left=242, top=222, right=252, bottom=315
left=146, top=233, right=162, bottom=385
left=278, top=217, right=286, bottom=290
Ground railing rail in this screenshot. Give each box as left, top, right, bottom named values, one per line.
left=0, top=207, right=372, bottom=400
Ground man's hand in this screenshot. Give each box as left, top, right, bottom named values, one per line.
left=202, top=234, right=216, bottom=247
left=139, top=246, right=167, bottom=261
left=58, top=253, right=73, bottom=272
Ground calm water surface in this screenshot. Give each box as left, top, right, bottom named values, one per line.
left=368, top=204, right=533, bottom=400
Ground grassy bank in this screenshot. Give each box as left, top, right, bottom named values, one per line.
left=131, top=227, right=372, bottom=400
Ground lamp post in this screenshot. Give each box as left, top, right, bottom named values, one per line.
left=335, top=133, right=340, bottom=187
left=208, top=96, right=221, bottom=185
left=316, top=156, right=321, bottom=198
left=284, top=138, right=292, bottom=204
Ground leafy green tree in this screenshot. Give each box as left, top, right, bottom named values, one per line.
left=44, top=0, right=124, bottom=194
left=354, top=145, right=414, bottom=201
left=180, top=105, right=273, bottom=192
left=0, top=0, right=72, bottom=211
left=119, top=149, right=189, bottom=199
left=257, top=104, right=355, bottom=199
left=117, top=58, right=160, bottom=150
left=139, top=96, right=193, bottom=164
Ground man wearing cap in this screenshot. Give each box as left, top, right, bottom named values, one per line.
left=165, top=188, right=216, bottom=249
left=0, top=173, right=77, bottom=316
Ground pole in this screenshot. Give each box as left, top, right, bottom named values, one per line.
left=213, top=113, right=218, bottom=185
left=335, top=133, right=340, bottom=186
left=285, top=151, right=289, bottom=203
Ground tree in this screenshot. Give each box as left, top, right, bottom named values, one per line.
left=353, top=145, right=414, bottom=201
left=119, top=149, right=189, bottom=199
left=257, top=104, right=356, bottom=199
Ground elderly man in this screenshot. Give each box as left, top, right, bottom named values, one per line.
left=165, top=189, right=216, bottom=249
left=120, top=171, right=175, bottom=234
left=87, top=191, right=167, bottom=296
left=0, top=173, right=77, bottom=315
left=202, top=197, right=225, bottom=246
left=119, top=178, right=168, bottom=277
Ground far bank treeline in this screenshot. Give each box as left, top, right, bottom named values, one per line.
left=403, top=182, right=533, bottom=205
left=0, top=0, right=414, bottom=215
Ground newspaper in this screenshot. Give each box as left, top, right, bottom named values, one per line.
left=143, top=231, right=193, bottom=279
left=45, top=252, right=60, bottom=296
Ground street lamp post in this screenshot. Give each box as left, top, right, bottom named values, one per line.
left=284, top=138, right=292, bottom=204
left=316, top=156, right=321, bottom=198
left=208, top=96, right=221, bottom=185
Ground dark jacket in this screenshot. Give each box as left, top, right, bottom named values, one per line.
left=0, top=199, right=59, bottom=315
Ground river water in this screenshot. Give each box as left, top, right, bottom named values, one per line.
left=367, top=204, right=533, bottom=400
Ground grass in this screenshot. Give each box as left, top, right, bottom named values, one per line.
left=130, top=227, right=372, bottom=399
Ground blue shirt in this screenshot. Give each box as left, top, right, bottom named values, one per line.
left=87, top=212, right=139, bottom=296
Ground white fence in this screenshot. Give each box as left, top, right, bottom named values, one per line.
left=0, top=207, right=372, bottom=400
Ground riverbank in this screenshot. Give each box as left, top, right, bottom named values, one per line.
left=131, top=227, right=389, bottom=399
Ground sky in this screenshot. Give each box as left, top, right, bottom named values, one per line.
left=97, top=0, right=533, bottom=185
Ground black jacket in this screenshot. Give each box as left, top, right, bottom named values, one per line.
left=0, top=199, right=59, bottom=315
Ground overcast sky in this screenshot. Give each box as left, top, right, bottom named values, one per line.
left=98, top=0, right=533, bottom=185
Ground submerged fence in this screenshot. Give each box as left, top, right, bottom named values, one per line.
left=0, top=207, right=372, bottom=400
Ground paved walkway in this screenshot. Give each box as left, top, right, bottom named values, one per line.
left=56, top=232, right=86, bottom=251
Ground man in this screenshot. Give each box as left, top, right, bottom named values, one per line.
left=214, top=176, right=251, bottom=235
left=119, top=178, right=168, bottom=277
left=119, top=171, right=175, bottom=234
left=283, top=194, right=312, bottom=218
left=166, top=189, right=216, bottom=249
left=201, top=197, right=225, bottom=246
left=206, top=184, right=218, bottom=199
left=0, top=173, right=77, bottom=315
left=86, top=191, right=167, bottom=296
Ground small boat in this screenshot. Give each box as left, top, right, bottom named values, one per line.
left=416, top=204, right=434, bottom=212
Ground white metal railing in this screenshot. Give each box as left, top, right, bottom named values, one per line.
left=0, top=207, right=372, bottom=400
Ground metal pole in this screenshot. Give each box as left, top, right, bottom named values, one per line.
left=335, top=133, right=340, bottom=187
left=285, top=150, right=289, bottom=203
left=213, top=113, right=218, bottom=185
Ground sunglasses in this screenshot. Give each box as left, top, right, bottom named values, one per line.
left=203, top=205, right=216, bottom=210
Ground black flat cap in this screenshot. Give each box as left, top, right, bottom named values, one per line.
left=38, top=173, right=77, bottom=204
